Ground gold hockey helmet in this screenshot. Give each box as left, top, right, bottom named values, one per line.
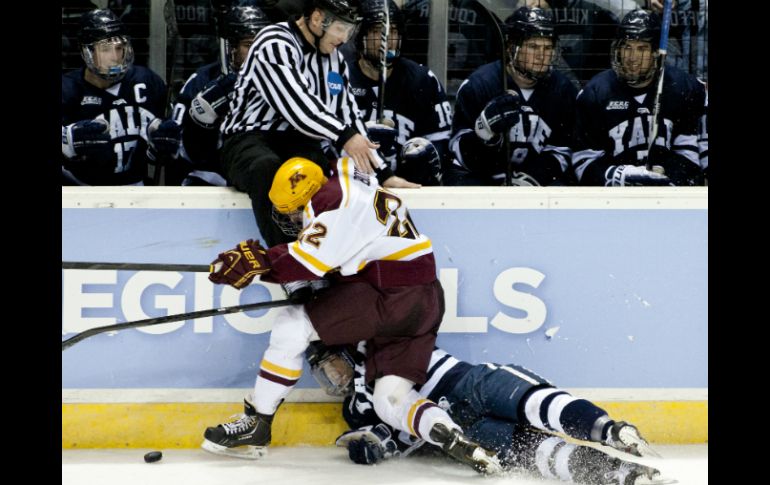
left=269, top=157, right=328, bottom=214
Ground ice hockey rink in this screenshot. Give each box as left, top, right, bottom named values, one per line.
left=62, top=444, right=707, bottom=485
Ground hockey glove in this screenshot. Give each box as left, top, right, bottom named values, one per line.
left=189, top=73, right=237, bottom=128
left=400, top=137, right=441, bottom=185
left=474, top=91, right=521, bottom=143
left=508, top=171, right=541, bottom=186
left=336, top=424, right=400, bottom=465
left=605, top=165, right=672, bottom=187
left=62, top=119, right=112, bottom=160
left=209, top=239, right=271, bottom=289
left=147, top=118, right=182, bottom=160
left=282, top=280, right=314, bottom=304
left=365, top=120, right=398, bottom=164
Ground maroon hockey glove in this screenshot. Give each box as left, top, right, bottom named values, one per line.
left=209, top=239, right=271, bottom=289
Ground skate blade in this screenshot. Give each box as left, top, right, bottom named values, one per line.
left=636, top=441, right=663, bottom=459
left=201, top=439, right=267, bottom=460
left=470, top=449, right=504, bottom=476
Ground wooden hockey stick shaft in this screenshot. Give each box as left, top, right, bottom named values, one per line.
left=62, top=298, right=293, bottom=351
left=646, top=0, right=673, bottom=170
left=62, top=261, right=210, bottom=272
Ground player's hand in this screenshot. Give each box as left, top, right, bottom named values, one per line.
left=209, top=239, right=271, bottom=289
left=400, top=137, right=441, bottom=185
left=475, top=91, right=521, bottom=143
left=335, top=424, right=400, bottom=465
left=342, top=133, right=381, bottom=174
left=606, top=165, right=673, bottom=186
left=147, top=118, right=182, bottom=159
left=383, top=174, right=421, bottom=188
left=63, top=119, right=112, bottom=160
left=189, top=73, right=237, bottom=128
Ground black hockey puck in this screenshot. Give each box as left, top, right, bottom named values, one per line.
left=144, top=451, right=163, bottom=463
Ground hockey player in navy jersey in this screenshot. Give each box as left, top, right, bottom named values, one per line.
left=169, top=2, right=271, bottom=186
left=62, top=9, right=181, bottom=185
left=571, top=9, right=705, bottom=186
left=201, top=157, right=503, bottom=475
left=448, top=6, right=578, bottom=186
left=318, top=342, right=672, bottom=485
left=344, top=0, right=452, bottom=185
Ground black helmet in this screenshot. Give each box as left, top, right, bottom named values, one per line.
left=355, top=0, right=404, bottom=66
left=78, top=9, right=134, bottom=82
left=220, top=5, right=270, bottom=43
left=305, top=0, right=363, bottom=25
left=78, top=9, right=128, bottom=45
left=504, top=7, right=557, bottom=81
left=616, top=8, right=661, bottom=49
left=611, top=9, right=661, bottom=87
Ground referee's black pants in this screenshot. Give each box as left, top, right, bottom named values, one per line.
left=221, top=131, right=330, bottom=247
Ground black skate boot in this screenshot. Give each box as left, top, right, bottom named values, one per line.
left=603, top=421, right=660, bottom=458
left=201, top=399, right=274, bottom=459
left=604, top=462, right=678, bottom=485
left=429, top=423, right=503, bottom=475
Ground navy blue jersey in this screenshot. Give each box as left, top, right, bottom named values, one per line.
left=61, top=66, right=167, bottom=185
left=170, top=61, right=229, bottom=186
left=572, top=65, right=705, bottom=186
left=345, top=56, right=451, bottom=185
left=450, top=61, right=577, bottom=185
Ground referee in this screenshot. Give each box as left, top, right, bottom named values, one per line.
left=220, top=0, right=417, bottom=248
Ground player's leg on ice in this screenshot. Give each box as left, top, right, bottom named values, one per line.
left=465, top=419, right=674, bottom=484
left=521, top=386, right=659, bottom=458
left=202, top=305, right=319, bottom=459
left=456, top=362, right=658, bottom=457
left=372, top=375, right=503, bottom=475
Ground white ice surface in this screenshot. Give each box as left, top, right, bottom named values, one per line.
left=62, top=444, right=707, bottom=485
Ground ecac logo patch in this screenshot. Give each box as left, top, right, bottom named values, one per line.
left=327, top=71, right=344, bottom=96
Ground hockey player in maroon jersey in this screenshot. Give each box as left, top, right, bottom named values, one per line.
left=201, top=157, right=503, bottom=475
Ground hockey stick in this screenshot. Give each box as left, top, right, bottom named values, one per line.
left=62, top=298, right=292, bottom=351
left=62, top=261, right=210, bottom=272
left=646, top=0, right=673, bottom=170
left=474, top=2, right=512, bottom=185
left=376, top=1, right=390, bottom=123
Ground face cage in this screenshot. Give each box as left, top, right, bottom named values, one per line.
left=309, top=352, right=354, bottom=397
left=361, top=25, right=402, bottom=67
left=221, top=36, right=255, bottom=73
left=271, top=206, right=303, bottom=237
left=611, top=40, right=659, bottom=88
left=509, top=37, right=558, bottom=82
left=81, top=36, right=134, bottom=82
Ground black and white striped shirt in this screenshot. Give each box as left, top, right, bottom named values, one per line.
left=221, top=20, right=366, bottom=147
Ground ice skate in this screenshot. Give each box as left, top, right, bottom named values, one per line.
left=429, top=423, right=504, bottom=475
left=603, top=421, right=661, bottom=458
left=201, top=399, right=273, bottom=460
left=604, top=461, right=678, bottom=485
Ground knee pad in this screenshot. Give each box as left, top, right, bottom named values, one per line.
left=372, top=375, right=414, bottom=429
left=268, top=305, right=319, bottom=358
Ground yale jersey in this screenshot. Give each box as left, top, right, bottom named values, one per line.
left=345, top=56, right=452, bottom=181
left=265, top=158, right=436, bottom=288
left=572, top=65, right=705, bottom=186
left=451, top=60, right=577, bottom=185
left=61, top=66, right=167, bottom=185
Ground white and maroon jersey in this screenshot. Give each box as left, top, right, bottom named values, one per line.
left=264, top=157, right=437, bottom=288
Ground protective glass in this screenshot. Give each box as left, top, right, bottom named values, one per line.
left=83, top=35, right=134, bottom=81
left=310, top=352, right=354, bottom=397
left=325, top=18, right=359, bottom=42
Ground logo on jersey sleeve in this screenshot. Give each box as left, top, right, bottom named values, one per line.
left=327, top=72, right=344, bottom=96
left=606, top=101, right=629, bottom=110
